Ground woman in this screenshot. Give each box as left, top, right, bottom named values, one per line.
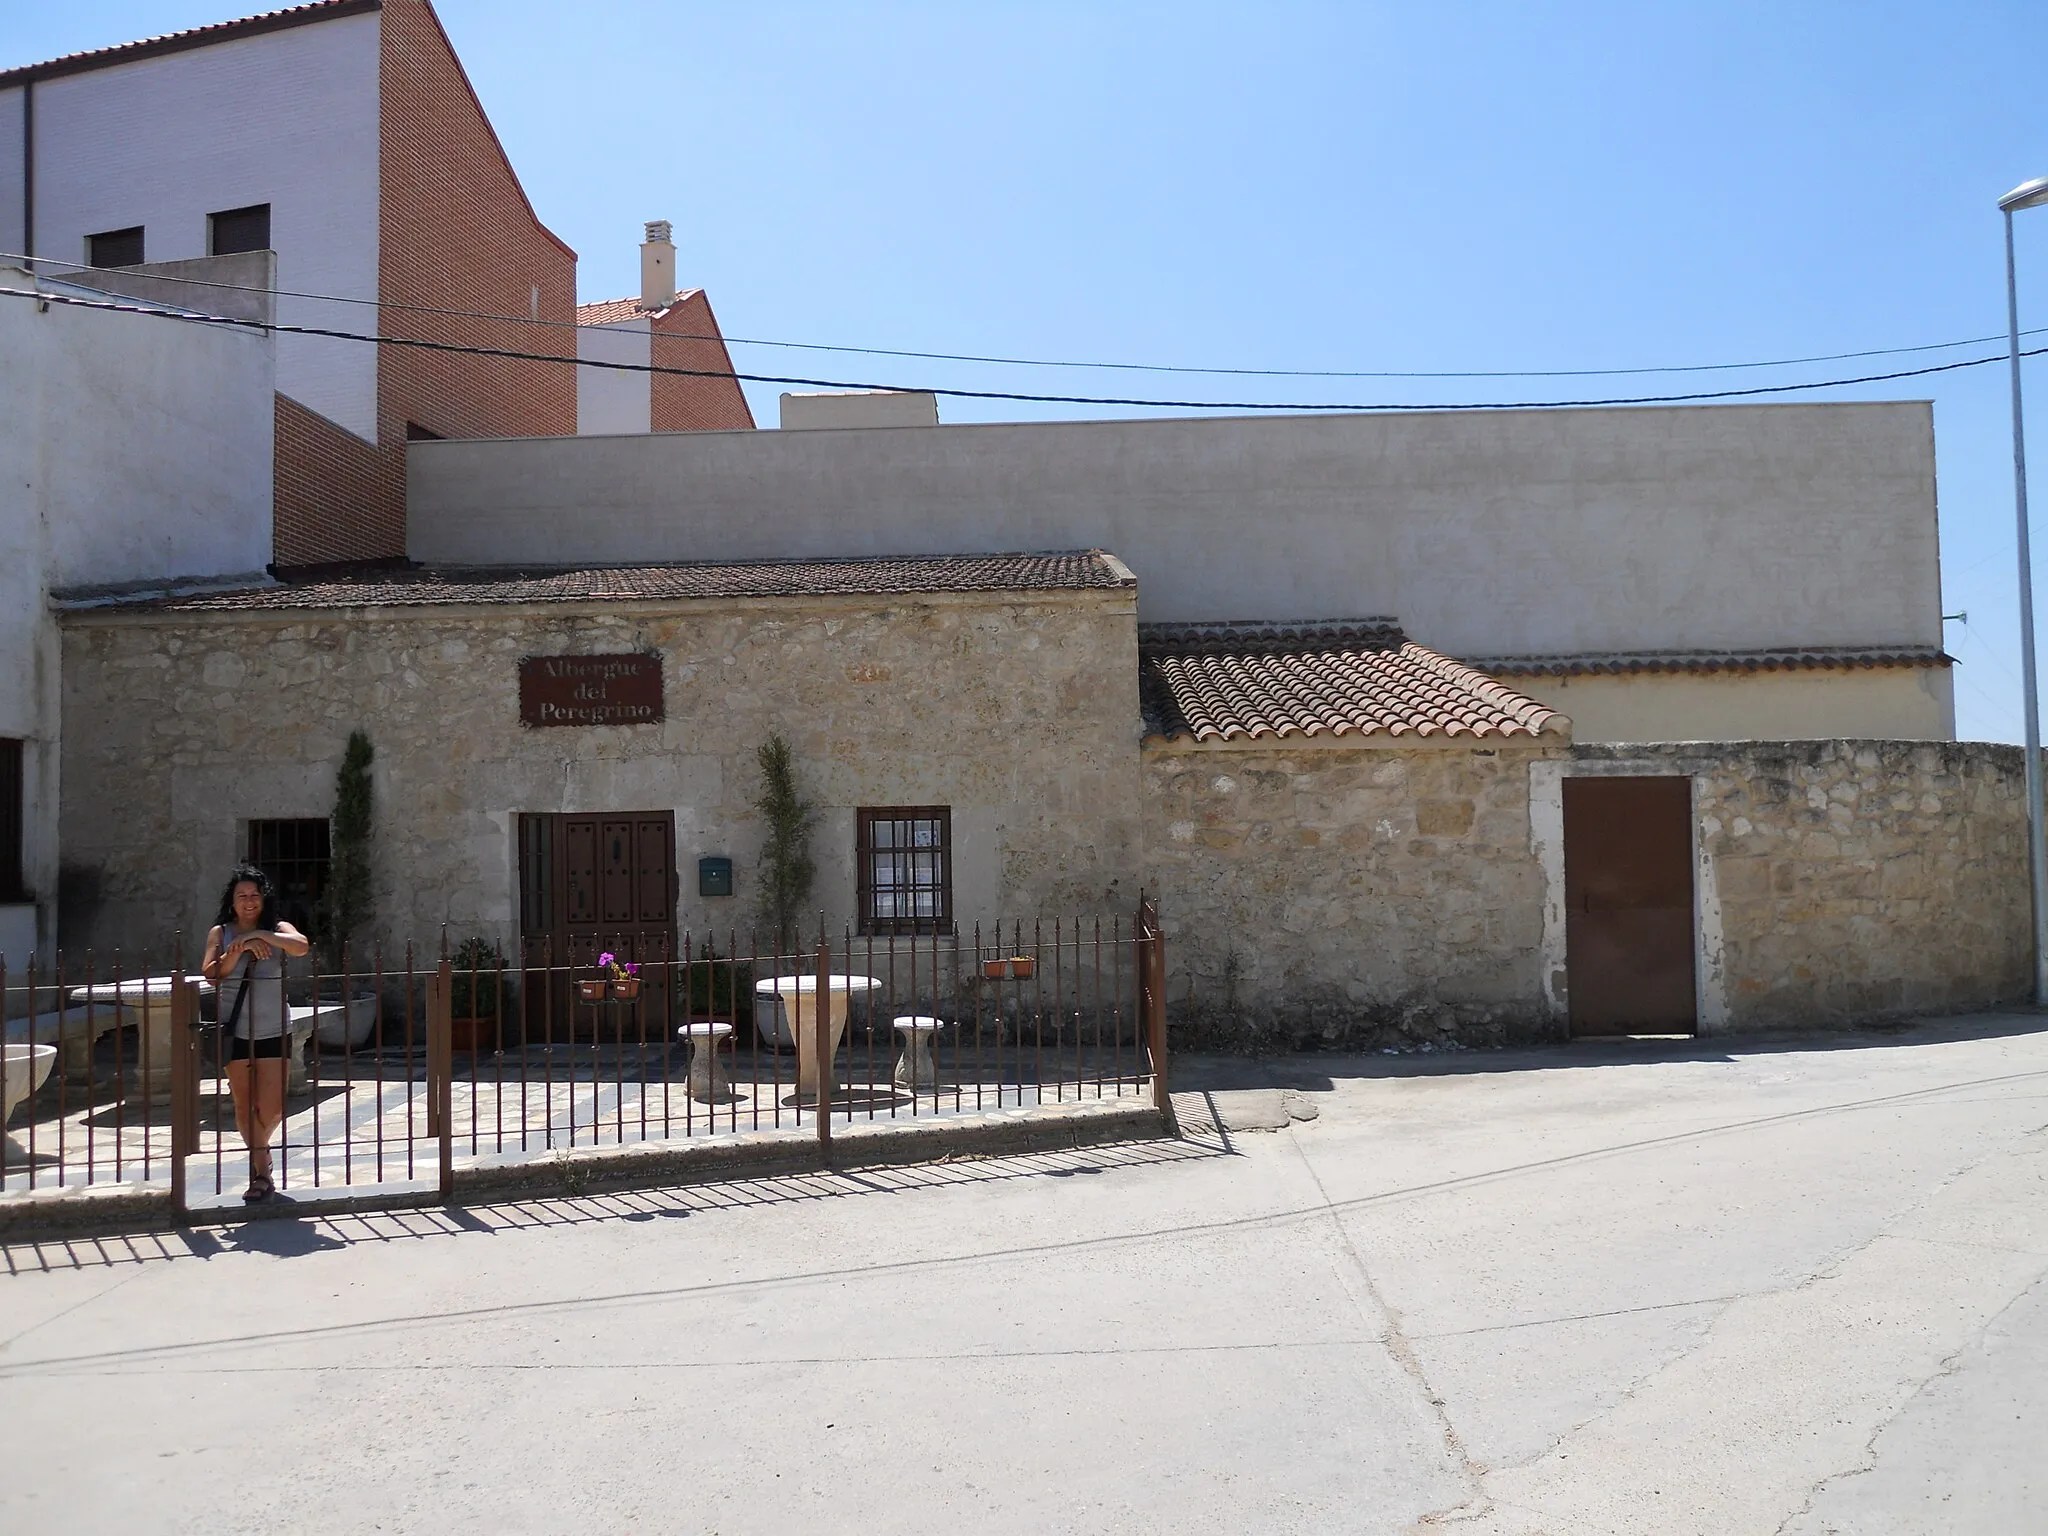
left=201, top=864, right=310, bottom=1202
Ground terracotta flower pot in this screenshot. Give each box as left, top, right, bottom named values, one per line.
left=1007, top=956, right=1036, bottom=980
left=610, top=976, right=642, bottom=1001
left=577, top=979, right=608, bottom=1003
left=983, top=959, right=1008, bottom=980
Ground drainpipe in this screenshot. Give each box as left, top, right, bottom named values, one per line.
left=21, top=78, right=33, bottom=269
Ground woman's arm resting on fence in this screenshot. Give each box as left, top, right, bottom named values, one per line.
left=258, top=922, right=311, bottom=959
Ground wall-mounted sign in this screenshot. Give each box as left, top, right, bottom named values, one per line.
left=519, top=653, right=663, bottom=727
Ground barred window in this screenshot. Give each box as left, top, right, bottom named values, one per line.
left=247, top=818, right=329, bottom=933
left=857, top=807, right=952, bottom=935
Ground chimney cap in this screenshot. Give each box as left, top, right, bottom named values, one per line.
left=644, top=220, right=673, bottom=245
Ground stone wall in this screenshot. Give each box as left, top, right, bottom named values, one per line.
left=1565, top=741, right=2030, bottom=1030
left=1141, top=742, right=1565, bottom=1051
left=1144, top=737, right=2031, bottom=1050
left=58, top=588, right=1141, bottom=956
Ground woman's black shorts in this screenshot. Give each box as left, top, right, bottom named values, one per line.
left=226, top=1034, right=289, bottom=1061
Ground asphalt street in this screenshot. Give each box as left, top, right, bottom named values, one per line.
left=2, top=1015, right=2044, bottom=1534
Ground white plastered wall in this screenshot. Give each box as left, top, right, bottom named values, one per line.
left=1510, top=667, right=1955, bottom=745
left=408, top=401, right=1946, bottom=664
left=576, top=318, right=652, bottom=436
left=0, top=268, right=273, bottom=960
left=9, top=11, right=382, bottom=438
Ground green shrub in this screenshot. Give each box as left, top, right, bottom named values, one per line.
left=682, top=956, right=754, bottom=1019
left=449, top=936, right=507, bottom=1018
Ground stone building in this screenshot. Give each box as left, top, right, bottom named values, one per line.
left=53, top=552, right=2028, bottom=1045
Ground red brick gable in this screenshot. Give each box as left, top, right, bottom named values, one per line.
left=278, top=0, right=577, bottom=566
left=650, top=291, right=755, bottom=431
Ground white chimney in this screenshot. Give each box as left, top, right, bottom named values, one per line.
left=639, top=220, right=676, bottom=311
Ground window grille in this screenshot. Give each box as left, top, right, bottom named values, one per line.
left=856, top=807, right=952, bottom=935
left=246, top=818, right=329, bottom=933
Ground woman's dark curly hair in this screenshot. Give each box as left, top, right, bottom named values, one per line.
left=214, top=863, right=279, bottom=929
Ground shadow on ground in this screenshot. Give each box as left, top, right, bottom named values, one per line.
left=1170, top=1009, right=2048, bottom=1097
left=1, top=1135, right=1222, bottom=1278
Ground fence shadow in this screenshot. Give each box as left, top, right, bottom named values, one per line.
left=1, top=1133, right=1222, bottom=1277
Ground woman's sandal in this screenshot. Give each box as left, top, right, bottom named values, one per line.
left=242, top=1172, right=274, bottom=1204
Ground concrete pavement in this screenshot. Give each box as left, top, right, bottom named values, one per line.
left=3, top=1014, right=2045, bottom=1533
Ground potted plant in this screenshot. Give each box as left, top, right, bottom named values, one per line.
left=449, top=936, right=507, bottom=1053
left=584, top=951, right=642, bottom=1001
left=1008, top=955, right=1036, bottom=980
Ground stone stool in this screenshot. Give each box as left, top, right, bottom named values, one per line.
left=892, top=1016, right=944, bottom=1091
left=680, top=1021, right=734, bottom=1102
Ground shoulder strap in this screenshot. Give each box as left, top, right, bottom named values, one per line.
left=220, top=951, right=258, bottom=1031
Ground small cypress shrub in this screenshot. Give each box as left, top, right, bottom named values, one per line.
left=322, top=730, right=374, bottom=970
left=753, top=734, right=815, bottom=954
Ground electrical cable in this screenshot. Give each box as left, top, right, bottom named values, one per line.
left=4, top=281, right=2041, bottom=413
left=6, top=247, right=2042, bottom=383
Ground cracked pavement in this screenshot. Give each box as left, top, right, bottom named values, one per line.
left=3, top=1014, right=2045, bottom=1533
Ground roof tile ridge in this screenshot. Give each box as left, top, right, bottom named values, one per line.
left=1399, top=641, right=1568, bottom=735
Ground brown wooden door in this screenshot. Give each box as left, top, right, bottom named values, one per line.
left=518, top=811, right=676, bottom=1041
left=1563, top=777, right=1696, bottom=1036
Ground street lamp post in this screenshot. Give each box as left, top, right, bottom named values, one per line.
left=2000, top=175, right=2048, bottom=1004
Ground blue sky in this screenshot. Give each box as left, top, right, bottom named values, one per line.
left=9, top=2, right=2048, bottom=741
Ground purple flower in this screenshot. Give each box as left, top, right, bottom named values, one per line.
left=623, top=962, right=640, bottom=976
left=598, top=951, right=615, bottom=969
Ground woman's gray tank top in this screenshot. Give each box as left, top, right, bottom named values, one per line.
left=218, top=929, right=287, bottom=1039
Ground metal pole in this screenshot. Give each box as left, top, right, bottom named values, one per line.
left=2006, top=207, right=2048, bottom=1005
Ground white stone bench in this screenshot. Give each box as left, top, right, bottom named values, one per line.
left=4, top=1004, right=136, bottom=1086
left=268, top=1010, right=326, bottom=1094
left=892, top=1016, right=945, bottom=1090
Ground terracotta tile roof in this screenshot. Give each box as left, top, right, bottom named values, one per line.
left=1473, top=646, right=1952, bottom=677
left=1141, top=622, right=1569, bottom=743
left=0, top=2, right=378, bottom=88
left=576, top=293, right=704, bottom=328
left=73, top=551, right=1137, bottom=615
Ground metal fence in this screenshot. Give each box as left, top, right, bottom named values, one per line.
left=3, top=901, right=1168, bottom=1214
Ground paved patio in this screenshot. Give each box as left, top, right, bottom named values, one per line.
left=3, top=1042, right=1149, bottom=1198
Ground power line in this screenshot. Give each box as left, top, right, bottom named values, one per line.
left=6, top=281, right=2042, bottom=413
left=7, top=247, right=2043, bottom=383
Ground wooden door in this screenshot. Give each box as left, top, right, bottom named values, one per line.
left=1563, top=777, right=1696, bottom=1036
left=518, top=811, right=676, bottom=1041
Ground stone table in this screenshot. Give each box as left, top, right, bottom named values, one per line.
left=892, top=1015, right=945, bottom=1090
left=754, top=974, right=879, bottom=1103
left=679, top=1021, right=734, bottom=1102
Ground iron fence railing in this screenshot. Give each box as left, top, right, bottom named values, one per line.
left=2, top=901, right=1168, bottom=1213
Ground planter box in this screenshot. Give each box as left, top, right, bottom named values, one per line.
left=450, top=1015, right=499, bottom=1054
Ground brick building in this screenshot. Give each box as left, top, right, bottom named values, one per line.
left=0, top=0, right=753, bottom=568
left=575, top=222, right=755, bottom=436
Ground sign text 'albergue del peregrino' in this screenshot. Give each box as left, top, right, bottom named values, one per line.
left=518, top=653, right=664, bottom=727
